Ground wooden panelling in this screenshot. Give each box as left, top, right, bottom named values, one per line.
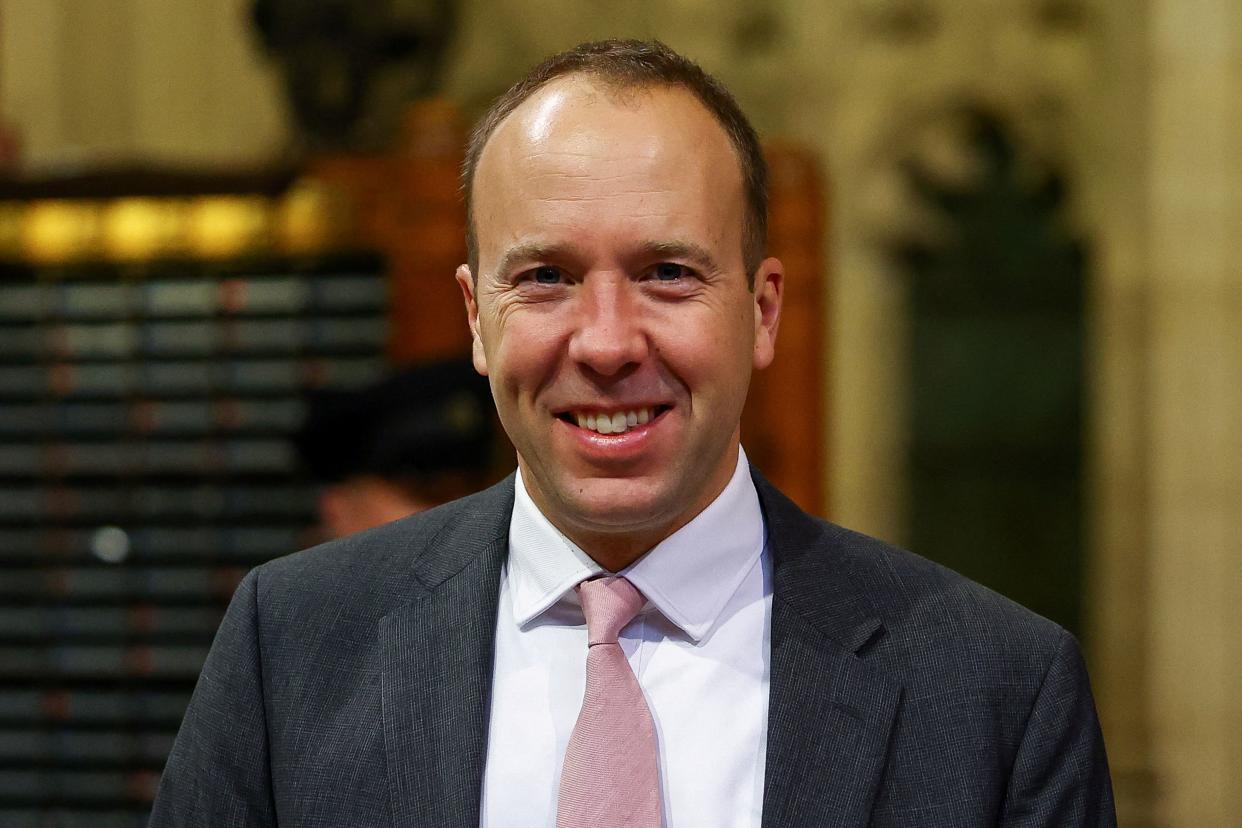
left=742, top=144, right=827, bottom=514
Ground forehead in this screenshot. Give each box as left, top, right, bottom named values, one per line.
left=486, top=75, right=728, bottom=153
left=471, top=77, right=745, bottom=263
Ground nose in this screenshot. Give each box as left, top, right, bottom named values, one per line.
left=567, top=275, right=649, bottom=377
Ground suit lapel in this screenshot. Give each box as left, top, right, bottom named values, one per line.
left=380, top=478, right=513, bottom=828
left=755, top=473, right=903, bottom=828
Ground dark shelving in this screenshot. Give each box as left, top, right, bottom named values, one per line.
left=0, top=248, right=389, bottom=821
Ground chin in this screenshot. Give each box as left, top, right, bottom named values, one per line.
left=555, top=481, right=677, bottom=534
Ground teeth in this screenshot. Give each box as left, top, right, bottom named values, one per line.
left=570, top=407, right=657, bottom=435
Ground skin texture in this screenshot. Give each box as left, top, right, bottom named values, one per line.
left=458, top=76, right=783, bottom=570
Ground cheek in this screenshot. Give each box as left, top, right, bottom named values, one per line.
left=487, top=321, right=565, bottom=395
left=702, top=308, right=757, bottom=395
left=656, top=314, right=745, bottom=385
left=686, top=297, right=753, bottom=351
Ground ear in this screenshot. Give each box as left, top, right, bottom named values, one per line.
left=751, top=257, right=784, bottom=370
left=456, top=264, right=488, bottom=376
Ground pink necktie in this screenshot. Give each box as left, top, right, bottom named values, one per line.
left=556, top=576, right=661, bottom=828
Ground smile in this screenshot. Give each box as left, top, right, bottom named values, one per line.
left=557, top=405, right=670, bottom=435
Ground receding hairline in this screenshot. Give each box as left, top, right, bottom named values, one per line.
left=462, top=40, right=769, bottom=286
left=473, top=74, right=740, bottom=196
left=467, top=74, right=753, bottom=277
left=478, top=73, right=726, bottom=167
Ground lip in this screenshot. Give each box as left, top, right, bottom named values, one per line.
left=553, top=405, right=672, bottom=461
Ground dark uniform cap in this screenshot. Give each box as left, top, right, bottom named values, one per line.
left=294, top=358, right=493, bottom=484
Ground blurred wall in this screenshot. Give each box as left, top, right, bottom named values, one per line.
left=0, top=0, right=288, bottom=167
left=1108, top=0, right=1242, bottom=823
left=3, top=1, right=1241, bottom=825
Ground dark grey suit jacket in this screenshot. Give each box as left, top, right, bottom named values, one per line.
left=150, top=470, right=1115, bottom=826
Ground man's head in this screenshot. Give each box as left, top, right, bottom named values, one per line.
left=293, top=360, right=496, bottom=539
left=457, top=39, right=783, bottom=568
left=462, top=39, right=769, bottom=283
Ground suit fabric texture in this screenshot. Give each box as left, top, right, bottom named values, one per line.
left=149, top=469, right=1115, bottom=827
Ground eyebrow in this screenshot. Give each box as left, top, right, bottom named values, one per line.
left=492, top=242, right=585, bottom=280
left=492, top=239, right=724, bottom=280
left=638, top=240, right=722, bottom=275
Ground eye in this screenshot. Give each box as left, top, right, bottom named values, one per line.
left=531, top=266, right=563, bottom=284
left=653, top=263, right=690, bottom=281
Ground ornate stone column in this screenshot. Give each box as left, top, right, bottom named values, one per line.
left=1141, top=0, right=1242, bottom=822
left=1081, top=0, right=1157, bottom=818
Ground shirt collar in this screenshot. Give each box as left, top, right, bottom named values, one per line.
left=506, top=447, right=766, bottom=643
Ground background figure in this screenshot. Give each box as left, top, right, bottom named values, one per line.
left=294, top=358, right=497, bottom=538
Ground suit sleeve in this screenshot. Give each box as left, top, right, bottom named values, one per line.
left=149, top=568, right=277, bottom=827
left=999, top=629, right=1116, bottom=827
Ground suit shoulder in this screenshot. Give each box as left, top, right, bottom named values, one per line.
left=753, top=471, right=1065, bottom=652
left=766, top=488, right=1071, bottom=693
left=838, top=522, right=1070, bottom=679
left=248, top=480, right=513, bottom=624
left=838, top=521, right=1060, bottom=634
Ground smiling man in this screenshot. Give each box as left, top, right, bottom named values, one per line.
left=458, top=63, right=781, bottom=574
left=151, top=40, right=1114, bottom=828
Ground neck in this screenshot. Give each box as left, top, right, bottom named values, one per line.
left=524, top=464, right=735, bottom=573
left=567, top=527, right=668, bottom=573
left=518, top=449, right=740, bottom=573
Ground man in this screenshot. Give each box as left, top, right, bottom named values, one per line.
left=292, top=359, right=497, bottom=538
left=151, top=40, right=1114, bottom=827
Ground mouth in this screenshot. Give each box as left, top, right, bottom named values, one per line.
left=555, top=405, right=672, bottom=435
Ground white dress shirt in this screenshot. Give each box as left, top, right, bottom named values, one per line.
left=480, top=448, right=771, bottom=827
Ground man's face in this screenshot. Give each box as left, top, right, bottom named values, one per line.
left=458, top=77, right=782, bottom=561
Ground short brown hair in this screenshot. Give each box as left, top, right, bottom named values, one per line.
left=461, top=39, right=768, bottom=284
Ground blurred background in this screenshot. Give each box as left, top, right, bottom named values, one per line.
left=0, top=0, right=1236, bottom=825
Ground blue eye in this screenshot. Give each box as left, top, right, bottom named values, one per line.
left=655, top=263, right=687, bottom=281
left=533, top=266, right=562, bottom=284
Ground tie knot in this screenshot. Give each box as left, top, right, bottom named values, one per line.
left=577, top=577, right=645, bottom=644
